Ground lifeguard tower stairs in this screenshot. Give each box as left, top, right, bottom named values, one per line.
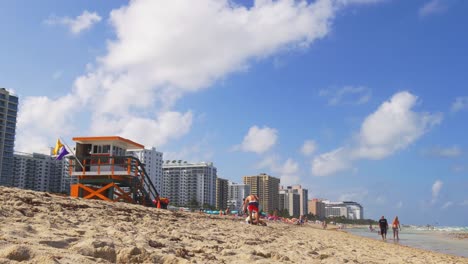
left=69, top=136, right=158, bottom=207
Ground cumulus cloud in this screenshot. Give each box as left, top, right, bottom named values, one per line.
left=18, top=0, right=387, bottom=153
left=432, top=180, right=443, bottom=203
left=45, top=10, right=102, bottom=34
left=319, top=86, right=372, bottom=106
left=419, top=0, right=448, bottom=17
left=301, top=140, right=318, bottom=156
left=451, top=96, right=468, bottom=112
left=257, top=155, right=300, bottom=186
left=235, top=126, right=278, bottom=154
left=311, top=91, right=442, bottom=176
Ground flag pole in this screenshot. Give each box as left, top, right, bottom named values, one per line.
left=59, top=137, right=85, bottom=170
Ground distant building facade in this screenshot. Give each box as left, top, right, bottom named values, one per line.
left=129, top=147, right=163, bottom=194
left=308, top=198, right=325, bottom=219
left=242, top=173, right=280, bottom=213
left=162, top=160, right=217, bottom=207
left=288, top=185, right=308, bottom=216
left=323, top=200, right=364, bottom=220
left=216, top=178, right=229, bottom=210
left=279, top=188, right=300, bottom=217
left=0, top=88, right=18, bottom=186
left=12, top=152, right=69, bottom=194
left=227, top=181, right=250, bottom=211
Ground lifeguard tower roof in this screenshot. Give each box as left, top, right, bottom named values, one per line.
left=72, top=136, right=144, bottom=150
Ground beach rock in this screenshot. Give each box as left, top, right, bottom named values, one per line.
left=0, top=245, right=33, bottom=261
left=70, top=239, right=116, bottom=262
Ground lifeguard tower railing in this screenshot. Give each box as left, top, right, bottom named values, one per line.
left=68, top=155, right=159, bottom=207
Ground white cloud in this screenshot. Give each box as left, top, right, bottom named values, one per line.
left=419, top=0, right=448, bottom=17
left=45, top=10, right=102, bottom=34
left=257, top=156, right=300, bottom=186
left=432, top=180, right=443, bottom=203
left=451, top=96, right=468, bottom=112
left=235, top=126, right=278, bottom=154
left=424, top=146, right=462, bottom=158
left=301, top=140, right=318, bottom=156
left=312, top=91, right=442, bottom=176
left=312, top=147, right=351, bottom=176
left=18, top=0, right=387, bottom=154
left=461, top=200, right=468, bottom=206
left=320, top=86, right=372, bottom=106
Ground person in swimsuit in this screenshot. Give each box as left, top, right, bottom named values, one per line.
left=392, top=216, right=401, bottom=240
left=243, top=194, right=260, bottom=225
left=378, top=216, right=389, bottom=240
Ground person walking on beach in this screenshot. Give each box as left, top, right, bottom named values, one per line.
left=392, top=216, right=401, bottom=240
left=243, top=194, right=260, bottom=225
left=379, top=216, right=389, bottom=240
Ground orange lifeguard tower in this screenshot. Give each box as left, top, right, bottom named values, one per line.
left=69, top=136, right=159, bottom=207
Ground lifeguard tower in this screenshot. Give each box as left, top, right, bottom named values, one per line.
left=69, top=136, right=159, bottom=207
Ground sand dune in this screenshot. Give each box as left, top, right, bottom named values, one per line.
left=0, top=187, right=466, bottom=264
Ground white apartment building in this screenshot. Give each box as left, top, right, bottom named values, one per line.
left=129, top=147, right=163, bottom=194
left=227, top=181, right=251, bottom=211
left=323, top=200, right=364, bottom=219
left=279, top=189, right=300, bottom=217
left=12, top=152, right=69, bottom=194
left=162, top=160, right=217, bottom=207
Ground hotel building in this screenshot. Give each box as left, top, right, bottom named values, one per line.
left=242, top=173, right=280, bottom=213
left=162, top=161, right=217, bottom=207
left=308, top=198, right=326, bottom=219
left=0, top=88, right=18, bottom=186
left=12, top=152, right=69, bottom=194
left=227, top=181, right=250, bottom=211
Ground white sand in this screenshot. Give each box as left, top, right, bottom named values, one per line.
left=0, top=186, right=466, bottom=263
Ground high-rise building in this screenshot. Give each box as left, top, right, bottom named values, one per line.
left=227, top=181, right=250, bottom=211
left=343, top=201, right=364, bottom=220
left=129, top=147, right=163, bottom=194
left=0, top=88, right=18, bottom=186
left=12, top=152, right=69, bottom=193
left=279, top=189, right=300, bottom=217
left=288, top=185, right=308, bottom=216
left=308, top=198, right=325, bottom=219
left=216, top=178, right=228, bottom=210
left=242, top=173, right=280, bottom=213
left=162, top=160, right=217, bottom=207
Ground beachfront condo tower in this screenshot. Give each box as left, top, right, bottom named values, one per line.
left=162, top=161, right=217, bottom=207
left=128, top=147, right=163, bottom=194
left=242, top=173, right=280, bottom=214
left=216, top=177, right=229, bottom=210
left=0, top=88, right=18, bottom=187
left=227, top=181, right=251, bottom=211
left=12, top=152, right=69, bottom=194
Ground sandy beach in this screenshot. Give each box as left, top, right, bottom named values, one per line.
left=0, top=187, right=466, bottom=264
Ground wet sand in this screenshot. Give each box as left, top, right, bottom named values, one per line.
left=0, top=186, right=466, bottom=263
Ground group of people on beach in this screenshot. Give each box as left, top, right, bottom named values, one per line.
left=374, top=215, right=401, bottom=241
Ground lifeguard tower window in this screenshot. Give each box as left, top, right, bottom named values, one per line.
left=75, top=143, right=92, bottom=172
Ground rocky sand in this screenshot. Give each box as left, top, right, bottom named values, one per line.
left=0, top=187, right=466, bottom=263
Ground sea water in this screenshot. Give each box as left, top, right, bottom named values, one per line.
left=345, top=226, right=468, bottom=258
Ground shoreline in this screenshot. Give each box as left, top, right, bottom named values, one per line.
left=0, top=187, right=467, bottom=263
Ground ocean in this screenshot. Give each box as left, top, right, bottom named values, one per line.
left=345, top=226, right=468, bottom=258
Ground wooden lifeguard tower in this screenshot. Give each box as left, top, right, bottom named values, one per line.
left=69, top=136, right=159, bottom=207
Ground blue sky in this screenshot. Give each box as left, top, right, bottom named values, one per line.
left=1, top=0, right=467, bottom=225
